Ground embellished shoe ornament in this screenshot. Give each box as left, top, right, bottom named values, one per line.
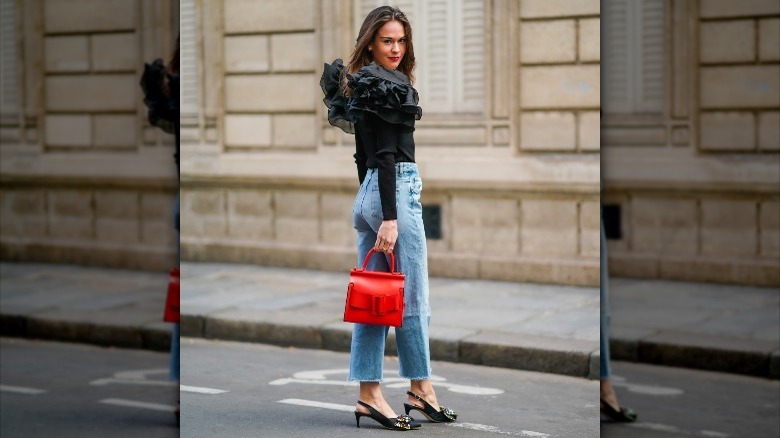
left=354, top=400, right=421, bottom=430
left=403, top=391, right=458, bottom=423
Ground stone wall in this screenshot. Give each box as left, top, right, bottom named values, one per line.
left=180, top=0, right=601, bottom=286
left=601, top=0, right=780, bottom=286
left=0, top=0, right=180, bottom=271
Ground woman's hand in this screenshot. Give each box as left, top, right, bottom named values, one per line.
left=375, top=220, right=398, bottom=253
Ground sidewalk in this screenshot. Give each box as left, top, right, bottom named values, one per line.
left=1, top=261, right=777, bottom=379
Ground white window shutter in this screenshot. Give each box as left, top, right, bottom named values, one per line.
left=0, top=0, right=19, bottom=117
left=180, top=0, right=199, bottom=118
left=602, top=0, right=630, bottom=114
left=637, top=0, right=664, bottom=113
left=457, top=0, right=485, bottom=112
left=602, top=0, right=665, bottom=115
left=421, top=0, right=454, bottom=112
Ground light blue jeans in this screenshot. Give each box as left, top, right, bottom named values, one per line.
left=349, top=162, right=432, bottom=382
left=600, top=217, right=611, bottom=379
left=170, top=192, right=180, bottom=382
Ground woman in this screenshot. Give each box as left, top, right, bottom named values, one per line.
left=600, top=217, right=637, bottom=422
left=140, top=35, right=180, bottom=426
left=321, top=6, right=457, bottom=431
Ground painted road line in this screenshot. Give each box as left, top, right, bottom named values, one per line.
left=180, top=384, right=229, bottom=394
left=0, top=384, right=47, bottom=395
left=99, top=398, right=176, bottom=412
left=447, top=422, right=550, bottom=437
left=611, top=374, right=684, bottom=396
left=278, top=398, right=355, bottom=413
left=269, top=368, right=504, bottom=395
left=277, top=399, right=550, bottom=436
left=90, top=368, right=174, bottom=387
left=626, top=422, right=730, bottom=437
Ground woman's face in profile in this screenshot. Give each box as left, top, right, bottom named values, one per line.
left=369, top=20, right=406, bottom=70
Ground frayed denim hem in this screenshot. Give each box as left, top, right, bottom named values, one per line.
left=347, top=377, right=384, bottom=383
left=400, top=375, right=432, bottom=381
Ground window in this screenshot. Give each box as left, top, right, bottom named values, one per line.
left=180, top=0, right=200, bottom=119
left=602, top=0, right=665, bottom=115
left=0, top=0, right=19, bottom=119
left=357, top=0, right=485, bottom=114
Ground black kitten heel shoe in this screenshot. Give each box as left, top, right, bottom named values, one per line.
left=354, top=400, right=420, bottom=430
left=403, top=391, right=458, bottom=423
left=600, top=398, right=637, bottom=422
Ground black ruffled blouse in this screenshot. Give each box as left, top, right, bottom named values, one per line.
left=321, top=59, right=422, bottom=220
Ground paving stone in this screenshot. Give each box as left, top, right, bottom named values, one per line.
left=770, top=350, right=780, bottom=379
left=321, top=322, right=353, bottom=352
left=429, top=327, right=478, bottom=363
left=589, top=350, right=600, bottom=380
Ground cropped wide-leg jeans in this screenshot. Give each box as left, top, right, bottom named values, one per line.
left=349, top=162, right=432, bottom=382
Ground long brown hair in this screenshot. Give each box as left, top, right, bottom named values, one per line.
left=163, top=35, right=179, bottom=97
left=167, top=35, right=180, bottom=75
left=346, top=6, right=415, bottom=85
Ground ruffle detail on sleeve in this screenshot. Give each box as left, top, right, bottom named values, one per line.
left=320, top=58, right=354, bottom=134
left=346, top=62, right=422, bottom=128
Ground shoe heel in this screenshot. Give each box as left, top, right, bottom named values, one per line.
left=355, top=412, right=361, bottom=428
left=403, top=403, right=415, bottom=416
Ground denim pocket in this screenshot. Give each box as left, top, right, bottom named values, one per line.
left=370, top=184, right=402, bottom=220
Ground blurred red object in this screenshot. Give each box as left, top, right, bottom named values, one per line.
left=164, top=267, right=180, bottom=323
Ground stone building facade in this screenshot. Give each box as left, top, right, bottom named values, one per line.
left=0, top=0, right=180, bottom=270
left=601, top=0, right=780, bottom=286
left=179, top=0, right=601, bottom=286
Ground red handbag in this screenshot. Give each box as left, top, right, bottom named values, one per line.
left=344, top=249, right=405, bottom=327
left=164, top=267, right=180, bottom=323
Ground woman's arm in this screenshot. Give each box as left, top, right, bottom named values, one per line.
left=370, top=113, right=400, bottom=252
left=354, top=126, right=368, bottom=185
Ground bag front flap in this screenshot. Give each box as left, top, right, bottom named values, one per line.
left=347, top=284, right=403, bottom=315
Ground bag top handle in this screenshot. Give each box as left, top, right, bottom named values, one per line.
left=360, top=248, right=396, bottom=273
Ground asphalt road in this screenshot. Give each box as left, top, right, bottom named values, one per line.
left=180, top=337, right=599, bottom=438
left=0, top=337, right=178, bottom=438
left=602, top=361, right=780, bottom=438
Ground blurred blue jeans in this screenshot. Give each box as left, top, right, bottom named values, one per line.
left=170, top=192, right=180, bottom=382
left=600, top=218, right=611, bottom=379
left=349, top=163, right=432, bottom=382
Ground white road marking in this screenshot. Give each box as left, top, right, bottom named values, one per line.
left=0, top=384, right=47, bottom=395
left=269, top=368, right=504, bottom=395
left=278, top=398, right=354, bottom=412
left=90, top=368, right=173, bottom=387
left=269, top=377, right=358, bottom=387
left=180, top=385, right=229, bottom=394
left=277, top=399, right=549, bottom=436
left=626, top=422, right=730, bottom=437
left=611, top=374, right=684, bottom=396
left=99, top=398, right=176, bottom=412
left=700, top=431, right=729, bottom=438
left=90, top=378, right=176, bottom=387
left=447, top=422, right=551, bottom=437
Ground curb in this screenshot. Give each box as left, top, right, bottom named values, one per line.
left=0, top=313, right=172, bottom=352
left=611, top=333, right=779, bottom=380
left=180, top=313, right=601, bottom=380
left=4, top=310, right=776, bottom=380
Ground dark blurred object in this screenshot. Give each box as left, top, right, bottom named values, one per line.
left=140, top=58, right=177, bottom=134
left=602, top=205, right=622, bottom=240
